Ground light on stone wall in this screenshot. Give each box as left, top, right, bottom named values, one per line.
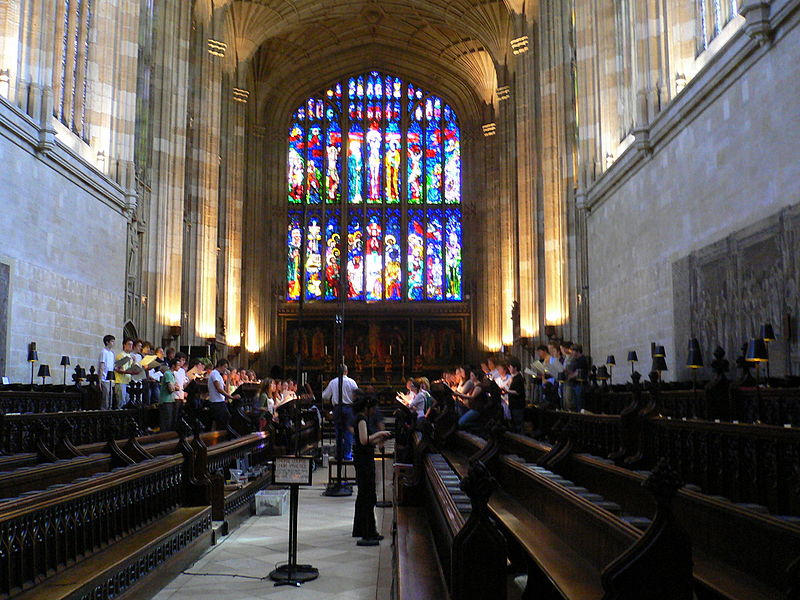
left=0, top=70, right=10, bottom=98
left=482, top=123, right=497, bottom=136
left=245, top=311, right=260, bottom=353
left=207, top=39, right=227, bottom=57
left=96, top=150, right=105, bottom=170
left=605, top=152, right=614, bottom=168
left=232, top=88, right=250, bottom=103
left=510, top=36, right=529, bottom=55
left=496, top=86, right=511, bottom=101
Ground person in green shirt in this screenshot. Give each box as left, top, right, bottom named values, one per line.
left=158, top=360, right=179, bottom=432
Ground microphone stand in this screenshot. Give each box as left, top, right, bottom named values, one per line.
left=324, top=267, right=351, bottom=497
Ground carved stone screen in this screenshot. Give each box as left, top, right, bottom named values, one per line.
left=0, top=262, right=7, bottom=377
left=673, top=206, right=800, bottom=379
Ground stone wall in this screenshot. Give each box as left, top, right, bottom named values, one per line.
left=585, top=11, right=800, bottom=379
left=0, top=102, right=128, bottom=383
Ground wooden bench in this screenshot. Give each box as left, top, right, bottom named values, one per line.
left=457, top=430, right=798, bottom=599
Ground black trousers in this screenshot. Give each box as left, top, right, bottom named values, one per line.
left=352, top=452, right=378, bottom=538
left=209, top=401, right=230, bottom=430
left=159, top=402, right=176, bottom=432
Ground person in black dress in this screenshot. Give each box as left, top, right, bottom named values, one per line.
left=350, top=394, right=392, bottom=546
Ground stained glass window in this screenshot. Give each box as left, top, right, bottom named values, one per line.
left=286, top=70, right=463, bottom=302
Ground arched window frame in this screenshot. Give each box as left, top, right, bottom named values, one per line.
left=286, top=71, right=463, bottom=304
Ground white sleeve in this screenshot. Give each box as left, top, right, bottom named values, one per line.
left=322, top=381, right=333, bottom=401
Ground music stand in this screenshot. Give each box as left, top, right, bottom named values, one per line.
left=269, top=456, right=319, bottom=586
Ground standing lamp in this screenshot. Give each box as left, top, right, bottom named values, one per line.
left=37, top=364, right=51, bottom=386
left=652, top=356, right=668, bottom=381
left=27, top=344, right=38, bottom=385
left=760, top=323, right=775, bottom=383
left=606, top=355, right=616, bottom=384
left=686, top=339, right=704, bottom=387
left=60, top=356, right=71, bottom=385
left=627, top=351, right=638, bottom=376
left=745, top=338, right=768, bottom=387
left=596, top=365, right=610, bottom=382
left=687, top=339, right=704, bottom=416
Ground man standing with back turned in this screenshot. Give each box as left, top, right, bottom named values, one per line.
left=322, top=364, right=359, bottom=461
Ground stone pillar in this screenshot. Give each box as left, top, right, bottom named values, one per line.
left=137, top=0, right=192, bottom=346
left=219, top=73, right=245, bottom=351
left=183, top=8, right=224, bottom=345
left=538, top=0, right=576, bottom=339
left=511, top=13, right=540, bottom=340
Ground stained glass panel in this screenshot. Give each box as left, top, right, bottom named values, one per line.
left=407, top=209, right=424, bottom=301
left=445, top=208, right=462, bottom=301
left=407, top=119, right=423, bottom=205
left=305, top=211, right=323, bottom=300
left=444, top=105, right=461, bottom=205
left=426, top=209, right=444, bottom=300
left=347, top=212, right=364, bottom=300
left=425, top=99, right=442, bottom=204
left=365, top=209, right=383, bottom=301
left=287, top=211, right=302, bottom=300
left=306, top=122, right=323, bottom=204
left=324, top=209, right=340, bottom=300
left=325, top=107, right=342, bottom=203
left=287, top=71, right=462, bottom=303
left=385, top=209, right=402, bottom=300
left=288, top=115, right=305, bottom=203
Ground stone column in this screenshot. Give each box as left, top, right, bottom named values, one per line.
left=138, top=0, right=192, bottom=345
left=182, top=8, right=224, bottom=345
left=511, top=13, right=540, bottom=340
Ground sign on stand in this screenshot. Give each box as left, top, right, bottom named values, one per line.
left=273, top=456, right=313, bottom=486
left=268, top=456, right=319, bottom=586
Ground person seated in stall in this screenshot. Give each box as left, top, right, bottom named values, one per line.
left=449, top=365, right=474, bottom=417
left=395, top=378, right=416, bottom=406
left=507, top=357, right=527, bottom=433
left=493, top=359, right=513, bottom=421
left=185, top=359, right=207, bottom=381
left=455, top=369, right=490, bottom=432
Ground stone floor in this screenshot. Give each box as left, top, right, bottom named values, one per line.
left=153, top=456, right=395, bottom=600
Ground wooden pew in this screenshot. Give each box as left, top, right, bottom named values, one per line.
left=458, top=429, right=800, bottom=599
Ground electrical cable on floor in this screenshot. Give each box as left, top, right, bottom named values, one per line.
left=180, top=571, right=268, bottom=580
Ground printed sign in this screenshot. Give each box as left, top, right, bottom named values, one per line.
left=273, top=456, right=313, bottom=486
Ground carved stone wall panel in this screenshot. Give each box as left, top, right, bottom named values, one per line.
left=675, top=206, right=800, bottom=380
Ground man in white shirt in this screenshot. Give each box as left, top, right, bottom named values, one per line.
left=97, top=334, right=116, bottom=410
left=208, top=358, right=240, bottom=431
left=322, top=365, right=358, bottom=461
left=173, top=352, right=188, bottom=400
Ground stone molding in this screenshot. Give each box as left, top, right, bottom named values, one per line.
left=583, top=0, right=798, bottom=214
left=0, top=96, right=127, bottom=215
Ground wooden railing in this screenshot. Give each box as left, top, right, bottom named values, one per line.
left=532, top=407, right=800, bottom=516
left=0, top=455, right=183, bottom=598
left=0, top=390, right=84, bottom=415
left=0, top=410, right=136, bottom=455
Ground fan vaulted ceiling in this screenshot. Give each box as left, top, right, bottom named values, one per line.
left=211, top=0, right=521, bottom=124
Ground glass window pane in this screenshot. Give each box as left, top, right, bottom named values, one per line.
left=287, top=211, right=302, bottom=300
left=365, top=209, right=383, bottom=300
left=347, top=211, right=364, bottom=300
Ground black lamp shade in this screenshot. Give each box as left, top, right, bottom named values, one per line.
left=687, top=348, right=704, bottom=368
left=606, top=355, right=616, bottom=366
left=37, top=364, right=51, bottom=378
left=653, top=356, right=668, bottom=371
left=654, top=345, right=666, bottom=358
left=760, top=323, right=775, bottom=342
left=60, top=355, right=70, bottom=366
left=596, top=365, right=610, bottom=380
left=27, top=349, right=38, bottom=362
left=627, top=351, right=638, bottom=363
left=745, top=338, right=769, bottom=362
